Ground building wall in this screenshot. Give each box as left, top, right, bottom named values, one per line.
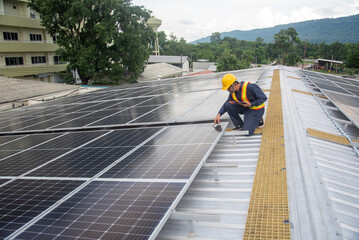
left=0, top=0, right=65, bottom=82
left=182, top=59, right=189, bottom=73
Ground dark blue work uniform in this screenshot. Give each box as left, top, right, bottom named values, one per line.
left=218, top=81, right=267, bottom=135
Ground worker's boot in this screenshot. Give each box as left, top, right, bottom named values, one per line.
left=257, top=118, right=264, bottom=128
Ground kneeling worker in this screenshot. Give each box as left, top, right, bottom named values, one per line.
left=214, top=73, right=267, bottom=136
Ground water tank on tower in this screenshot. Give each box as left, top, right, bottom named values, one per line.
left=147, top=17, right=162, bottom=56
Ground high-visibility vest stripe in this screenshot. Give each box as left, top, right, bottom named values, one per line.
left=241, top=82, right=250, bottom=103
left=232, top=92, right=239, bottom=102
left=232, top=82, right=265, bottom=110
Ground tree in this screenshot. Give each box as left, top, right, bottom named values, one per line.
left=210, top=32, right=221, bottom=43
left=29, top=0, right=154, bottom=85
left=216, top=49, right=242, bottom=72
left=346, top=50, right=359, bottom=68
left=254, top=46, right=266, bottom=64
left=274, top=27, right=300, bottom=65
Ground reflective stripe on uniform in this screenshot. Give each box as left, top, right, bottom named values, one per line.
left=232, top=82, right=265, bottom=110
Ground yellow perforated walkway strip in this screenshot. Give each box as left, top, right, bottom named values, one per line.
left=292, top=89, right=327, bottom=99
left=243, top=69, right=290, bottom=240
left=308, top=128, right=359, bottom=146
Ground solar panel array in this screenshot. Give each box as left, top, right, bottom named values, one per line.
left=0, top=68, right=265, bottom=239
left=300, top=70, right=359, bottom=132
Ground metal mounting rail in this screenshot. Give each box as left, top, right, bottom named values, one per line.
left=300, top=71, right=359, bottom=157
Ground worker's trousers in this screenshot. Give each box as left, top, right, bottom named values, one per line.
left=222, top=101, right=265, bottom=136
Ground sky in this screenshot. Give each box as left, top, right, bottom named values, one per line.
left=131, top=0, right=359, bottom=42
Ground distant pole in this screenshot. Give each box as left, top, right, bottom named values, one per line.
left=302, top=37, right=307, bottom=69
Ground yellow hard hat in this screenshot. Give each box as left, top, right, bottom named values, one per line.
left=221, top=74, right=236, bottom=90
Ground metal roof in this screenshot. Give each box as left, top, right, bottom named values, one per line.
left=156, top=66, right=359, bottom=239
left=148, top=55, right=189, bottom=64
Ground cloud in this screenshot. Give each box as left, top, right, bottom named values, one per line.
left=351, top=0, right=359, bottom=10
left=180, top=19, right=194, bottom=25
left=257, top=7, right=274, bottom=28
left=257, top=6, right=323, bottom=29
left=290, top=7, right=322, bottom=22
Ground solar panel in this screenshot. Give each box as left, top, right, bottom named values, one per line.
left=1, top=66, right=232, bottom=240
left=100, top=144, right=213, bottom=179
left=0, top=133, right=63, bottom=151
left=0, top=151, right=19, bottom=160
left=88, top=105, right=160, bottom=127
left=0, top=179, right=10, bottom=186
left=177, top=90, right=230, bottom=122
left=0, top=135, right=25, bottom=145
left=100, top=124, right=223, bottom=179
left=48, top=110, right=124, bottom=129
left=84, top=128, right=161, bottom=148
left=0, top=149, right=72, bottom=176
left=27, top=147, right=134, bottom=178
left=322, top=90, right=359, bottom=128
left=0, top=179, right=84, bottom=239
left=33, top=131, right=107, bottom=150
left=129, top=102, right=196, bottom=124
left=15, top=181, right=185, bottom=240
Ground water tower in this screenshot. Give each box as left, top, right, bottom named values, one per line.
left=147, top=17, right=162, bottom=56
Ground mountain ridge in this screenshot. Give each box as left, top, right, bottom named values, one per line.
left=191, top=14, right=359, bottom=44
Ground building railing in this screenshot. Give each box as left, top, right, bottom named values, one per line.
left=0, top=39, right=55, bottom=44
left=0, top=62, right=67, bottom=69
left=0, top=10, right=39, bottom=20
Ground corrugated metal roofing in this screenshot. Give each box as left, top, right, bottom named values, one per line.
left=148, top=55, right=189, bottom=64
left=157, top=66, right=359, bottom=240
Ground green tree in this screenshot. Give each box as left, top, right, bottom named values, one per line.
left=347, top=50, right=359, bottom=68
left=210, top=32, right=222, bottom=43
left=157, top=31, right=167, bottom=54
left=254, top=46, right=266, bottom=64
left=274, top=27, right=300, bottom=65
left=29, top=0, right=154, bottom=85
left=216, top=49, right=241, bottom=72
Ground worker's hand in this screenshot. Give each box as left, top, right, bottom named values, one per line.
left=240, top=101, right=251, bottom=108
left=214, top=114, right=221, bottom=124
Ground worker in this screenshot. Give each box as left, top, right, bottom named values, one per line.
left=214, top=73, right=267, bottom=135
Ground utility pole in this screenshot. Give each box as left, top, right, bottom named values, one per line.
left=302, top=37, right=307, bottom=69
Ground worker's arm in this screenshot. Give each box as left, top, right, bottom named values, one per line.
left=249, top=84, right=267, bottom=107
left=214, top=94, right=232, bottom=124
left=214, top=113, right=221, bottom=124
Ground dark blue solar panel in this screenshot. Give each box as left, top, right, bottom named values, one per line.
left=0, top=179, right=84, bottom=239
left=130, top=102, right=195, bottom=124
left=100, top=144, right=212, bottom=179
left=27, top=147, right=133, bottom=178
left=0, top=149, right=71, bottom=176
left=33, top=131, right=107, bottom=150
left=0, top=135, right=25, bottom=145
left=88, top=105, right=159, bottom=127
left=16, top=181, right=184, bottom=240
left=145, top=125, right=222, bottom=145
left=0, top=150, right=20, bottom=160
left=0, top=133, right=63, bottom=151
left=50, top=110, right=124, bottom=129
left=84, top=128, right=161, bottom=148
left=100, top=124, right=221, bottom=179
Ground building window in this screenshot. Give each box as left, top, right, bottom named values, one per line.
left=3, top=32, right=18, bottom=41
left=54, top=56, right=64, bottom=65
left=30, top=34, right=42, bottom=42
left=5, top=57, right=23, bottom=66
left=31, top=56, right=46, bottom=64
left=52, top=35, right=58, bottom=43
left=30, top=13, right=36, bottom=19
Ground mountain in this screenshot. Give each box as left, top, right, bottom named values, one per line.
left=191, top=14, right=359, bottom=44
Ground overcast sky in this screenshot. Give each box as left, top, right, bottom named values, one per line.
left=131, top=0, right=359, bottom=42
